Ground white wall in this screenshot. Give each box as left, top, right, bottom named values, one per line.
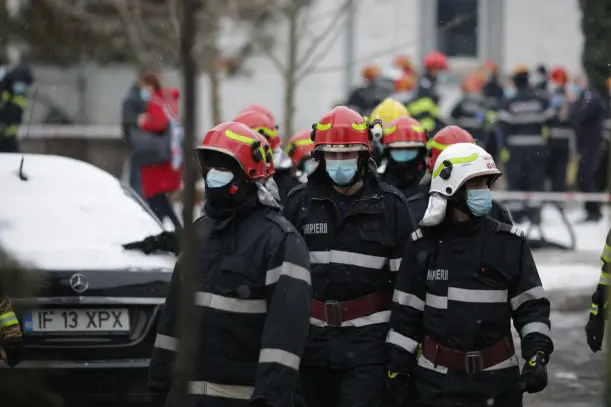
left=503, top=0, right=584, bottom=74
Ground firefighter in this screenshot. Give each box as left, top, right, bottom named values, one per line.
left=286, top=129, right=315, bottom=183
left=482, top=60, right=504, bottom=111
left=368, top=98, right=411, bottom=165
left=406, top=51, right=449, bottom=137
left=545, top=66, right=574, bottom=192
left=391, top=55, right=418, bottom=103
left=0, top=64, right=34, bottom=153
left=147, top=121, right=312, bottom=407
left=585, top=229, right=611, bottom=353
left=0, top=294, right=22, bottom=368
left=498, top=65, right=553, bottom=223
left=387, top=142, right=553, bottom=407
left=282, top=106, right=412, bottom=407
left=346, top=64, right=393, bottom=117
left=406, top=126, right=513, bottom=228
left=449, top=74, right=486, bottom=145
left=378, top=116, right=428, bottom=199
left=533, top=64, right=549, bottom=93
left=234, top=108, right=301, bottom=203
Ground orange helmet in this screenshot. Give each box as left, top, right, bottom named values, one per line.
left=393, top=55, right=413, bottom=72
left=483, top=59, right=498, bottom=74
left=383, top=117, right=427, bottom=148
left=233, top=109, right=281, bottom=150
left=461, top=71, right=485, bottom=93
left=427, top=126, right=476, bottom=170
left=239, top=104, right=275, bottom=124
left=549, top=66, right=568, bottom=86
left=424, top=51, right=448, bottom=71
left=196, top=122, right=270, bottom=179
left=512, top=64, right=529, bottom=75
left=394, top=74, right=416, bottom=92
left=362, top=64, right=381, bottom=81
left=312, top=106, right=370, bottom=152
left=286, top=129, right=314, bottom=168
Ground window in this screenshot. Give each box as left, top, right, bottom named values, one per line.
left=436, top=0, right=479, bottom=58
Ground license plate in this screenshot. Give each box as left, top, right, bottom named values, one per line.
left=23, top=309, right=130, bottom=333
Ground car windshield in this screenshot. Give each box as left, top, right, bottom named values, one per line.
left=0, top=154, right=174, bottom=271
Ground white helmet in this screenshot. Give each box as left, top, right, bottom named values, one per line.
left=430, top=142, right=501, bottom=197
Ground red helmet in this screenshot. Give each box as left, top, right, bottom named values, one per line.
left=196, top=122, right=270, bottom=179
left=427, top=126, right=475, bottom=170
left=383, top=117, right=426, bottom=148
left=312, top=106, right=370, bottom=152
left=393, top=55, right=413, bottom=72
left=424, top=51, right=448, bottom=71
left=286, top=129, right=314, bottom=167
left=233, top=109, right=281, bottom=150
left=239, top=104, right=275, bottom=124
left=549, top=66, right=568, bottom=86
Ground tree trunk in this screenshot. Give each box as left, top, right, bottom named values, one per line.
left=283, top=4, right=299, bottom=140
left=209, top=67, right=223, bottom=126
left=579, top=0, right=611, bottom=94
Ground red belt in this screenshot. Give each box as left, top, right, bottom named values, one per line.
left=422, top=334, right=515, bottom=375
left=310, top=288, right=393, bottom=327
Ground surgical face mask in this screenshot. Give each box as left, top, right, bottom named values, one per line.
left=140, top=88, right=151, bottom=101
left=568, top=83, right=582, bottom=98
left=326, top=158, right=358, bottom=186
left=12, top=82, right=27, bottom=95
left=503, top=87, right=517, bottom=99
left=303, top=158, right=314, bottom=174
left=466, top=188, right=492, bottom=217
left=390, top=149, right=418, bottom=163
left=0, top=68, right=5, bottom=82
left=206, top=168, right=234, bottom=188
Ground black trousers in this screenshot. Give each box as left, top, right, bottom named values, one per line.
left=300, top=364, right=387, bottom=407
left=147, top=193, right=182, bottom=229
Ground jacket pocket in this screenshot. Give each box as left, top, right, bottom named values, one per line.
left=359, top=219, right=395, bottom=247
left=474, top=263, right=509, bottom=290
left=218, top=255, right=264, bottom=296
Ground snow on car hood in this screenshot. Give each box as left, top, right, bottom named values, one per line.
left=0, top=154, right=175, bottom=271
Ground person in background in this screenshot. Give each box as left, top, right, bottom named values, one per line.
left=545, top=66, right=574, bottom=192
left=570, top=74, right=606, bottom=222
left=346, top=64, right=394, bottom=117
left=406, top=51, right=449, bottom=137
left=368, top=97, right=411, bottom=165
left=121, top=68, right=150, bottom=196
left=449, top=74, right=486, bottom=145
left=286, top=129, right=315, bottom=183
left=534, top=64, right=549, bottom=92
left=234, top=107, right=301, bottom=203
left=0, top=63, right=34, bottom=153
left=137, top=70, right=182, bottom=229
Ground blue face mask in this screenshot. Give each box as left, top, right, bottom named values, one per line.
left=303, top=159, right=314, bottom=174
left=503, top=87, right=517, bottom=99
left=13, top=82, right=27, bottom=95
left=326, top=158, right=358, bottom=185
left=140, top=88, right=151, bottom=101
left=206, top=169, right=234, bottom=188
left=568, top=83, right=582, bottom=98
left=0, top=68, right=5, bottom=82
left=466, top=189, right=492, bottom=217
left=390, top=150, right=418, bottom=163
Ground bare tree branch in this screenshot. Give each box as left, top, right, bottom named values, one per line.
left=167, top=0, right=182, bottom=38
left=113, top=0, right=154, bottom=65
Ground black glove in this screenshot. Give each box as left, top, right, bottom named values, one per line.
left=386, top=370, right=414, bottom=405
left=122, top=231, right=179, bottom=255
left=1, top=337, right=24, bottom=367
left=518, top=351, right=548, bottom=394
left=585, top=299, right=606, bottom=353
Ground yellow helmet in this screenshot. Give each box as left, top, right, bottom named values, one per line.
left=369, top=98, right=410, bottom=126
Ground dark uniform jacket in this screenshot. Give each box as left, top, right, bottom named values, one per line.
left=346, top=78, right=394, bottom=117
left=380, top=169, right=428, bottom=201
left=121, top=82, right=147, bottom=145
left=498, top=86, right=553, bottom=148
left=282, top=171, right=413, bottom=368
left=0, top=65, right=34, bottom=148
left=406, top=73, right=446, bottom=137
left=148, top=197, right=312, bottom=407
left=449, top=94, right=486, bottom=142
left=387, top=217, right=553, bottom=405
left=273, top=168, right=302, bottom=204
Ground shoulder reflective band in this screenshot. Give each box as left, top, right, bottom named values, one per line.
left=0, top=312, right=18, bottom=328
left=602, top=244, right=611, bottom=263
left=253, top=126, right=278, bottom=139
left=591, top=303, right=599, bottom=316
left=600, top=272, right=611, bottom=286
left=316, top=122, right=332, bottom=131
left=407, top=98, right=439, bottom=117
left=225, top=129, right=266, bottom=163
left=432, top=153, right=479, bottom=179
left=352, top=122, right=367, bottom=131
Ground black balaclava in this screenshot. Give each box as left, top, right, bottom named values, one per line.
left=386, top=148, right=427, bottom=188
left=199, top=151, right=257, bottom=213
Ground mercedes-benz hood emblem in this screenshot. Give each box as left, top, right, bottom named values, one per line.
left=69, top=273, right=89, bottom=294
